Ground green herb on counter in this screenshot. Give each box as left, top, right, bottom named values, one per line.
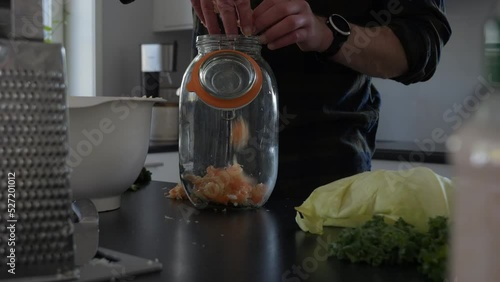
left=129, top=167, right=152, bottom=192
left=330, top=216, right=449, bottom=282
left=418, top=216, right=449, bottom=282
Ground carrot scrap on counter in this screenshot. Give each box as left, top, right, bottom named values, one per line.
left=165, top=183, right=187, bottom=200
left=166, top=163, right=266, bottom=207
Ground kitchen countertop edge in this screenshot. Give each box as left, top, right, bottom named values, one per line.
left=148, top=140, right=449, bottom=164
left=373, top=141, right=449, bottom=164
left=148, top=140, right=178, bottom=154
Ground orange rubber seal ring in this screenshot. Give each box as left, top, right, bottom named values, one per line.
left=187, top=50, right=263, bottom=109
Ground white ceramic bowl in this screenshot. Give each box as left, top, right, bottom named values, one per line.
left=67, top=96, right=164, bottom=212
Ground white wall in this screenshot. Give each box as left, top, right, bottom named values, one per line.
left=375, top=0, right=497, bottom=143
left=65, top=0, right=97, bottom=97
left=100, top=0, right=193, bottom=97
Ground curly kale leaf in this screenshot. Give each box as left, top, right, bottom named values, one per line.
left=330, top=216, right=449, bottom=282
left=330, top=216, right=421, bottom=266
left=129, top=167, right=152, bottom=192
left=418, top=216, right=449, bottom=282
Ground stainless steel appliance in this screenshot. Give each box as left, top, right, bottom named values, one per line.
left=141, top=43, right=179, bottom=141
left=141, top=42, right=177, bottom=98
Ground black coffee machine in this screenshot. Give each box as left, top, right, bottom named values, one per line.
left=141, top=42, right=178, bottom=99
left=141, top=43, right=180, bottom=141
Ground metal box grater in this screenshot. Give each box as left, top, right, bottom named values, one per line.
left=0, top=39, right=77, bottom=281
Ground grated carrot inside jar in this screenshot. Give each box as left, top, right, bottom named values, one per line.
left=166, top=163, right=266, bottom=207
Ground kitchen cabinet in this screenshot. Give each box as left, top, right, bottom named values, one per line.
left=144, top=152, right=180, bottom=183
left=153, top=0, right=193, bottom=32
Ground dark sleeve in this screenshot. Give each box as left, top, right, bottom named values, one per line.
left=380, top=0, right=452, bottom=85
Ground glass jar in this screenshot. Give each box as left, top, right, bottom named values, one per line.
left=178, top=35, right=279, bottom=209
left=449, top=5, right=500, bottom=281
left=448, top=94, right=500, bottom=282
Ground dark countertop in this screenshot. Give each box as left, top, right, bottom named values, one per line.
left=149, top=139, right=449, bottom=164
left=98, top=181, right=429, bottom=282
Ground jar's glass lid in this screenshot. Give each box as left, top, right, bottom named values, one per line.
left=187, top=50, right=262, bottom=110
left=200, top=53, right=256, bottom=100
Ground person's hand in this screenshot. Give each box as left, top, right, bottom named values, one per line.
left=253, top=0, right=332, bottom=52
left=191, top=0, right=254, bottom=35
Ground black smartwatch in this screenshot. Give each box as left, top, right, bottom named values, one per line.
left=319, top=14, right=351, bottom=57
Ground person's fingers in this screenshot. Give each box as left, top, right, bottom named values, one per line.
left=254, top=0, right=324, bottom=51
left=217, top=0, right=240, bottom=35
left=253, top=0, right=302, bottom=35
left=234, top=0, right=253, bottom=35
left=192, top=0, right=255, bottom=35
left=260, top=15, right=307, bottom=49
left=191, top=0, right=206, bottom=26
left=201, top=0, right=222, bottom=33
left=252, top=0, right=275, bottom=20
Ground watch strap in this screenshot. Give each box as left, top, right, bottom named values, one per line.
left=318, top=14, right=350, bottom=58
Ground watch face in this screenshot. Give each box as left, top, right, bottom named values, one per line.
left=331, top=14, right=350, bottom=36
